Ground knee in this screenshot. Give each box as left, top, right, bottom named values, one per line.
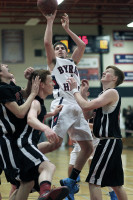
left=39, top=161, right=56, bottom=174
left=49, top=162, right=56, bottom=173
left=81, top=142, right=94, bottom=157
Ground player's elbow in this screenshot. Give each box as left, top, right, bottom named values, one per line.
left=80, top=42, right=86, bottom=51
left=44, top=40, right=51, bottom=48
left=82, top=42, right=86, bottom=49
left=27, top=117, right=33, bottom=126
left=15, top=112, right=25, bottom=119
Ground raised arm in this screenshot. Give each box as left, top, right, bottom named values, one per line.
left=5, top=76, right=40, bottom=118
left=44, top=11, right=57, bottom=71
left=21, top=67, right=34, bottom=98
left=61, top=13, right=86, bottom=64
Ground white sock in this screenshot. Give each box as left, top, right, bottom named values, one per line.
left=108, top=187, right=113, bottom=192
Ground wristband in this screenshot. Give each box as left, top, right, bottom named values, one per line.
left=72, top=88, right=79, bottom=95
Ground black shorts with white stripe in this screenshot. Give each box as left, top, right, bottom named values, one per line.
left=86, top=138, right=124, bottom=187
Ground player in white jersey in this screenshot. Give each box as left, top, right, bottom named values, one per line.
left=43, top=11, right=93, bottom=200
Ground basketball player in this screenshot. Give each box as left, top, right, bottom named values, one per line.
left=68, top=66, right=128, bottom=200
left=0, top=64, right=41, bottom=199
left=43, top=11, right=93, bottom=199
left=68, top=79, right=118, bottom=200
left=0, top=66, right=69, bottom=200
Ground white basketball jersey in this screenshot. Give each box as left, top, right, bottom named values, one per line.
left=51, top=57, right=80, bottom=100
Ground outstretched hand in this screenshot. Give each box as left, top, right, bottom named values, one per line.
left=61, top=13, right=69, bottom=30
left=24, top=67, right=34, bottom=80
left=31, top=76, right=41, bottom=96
left=80, top=79, right=90, bottom=100
left=67, top=77, right=77, bottom=90
left=44, top=10, right=57, bottom=21
left=44, top=126, right=59, bottom=143
left=53, top=105, right=63, bottom=116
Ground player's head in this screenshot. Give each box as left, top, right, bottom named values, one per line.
left=0, top=63, right=13, bottom=82
left=106, top=66, right=125, bottom=86
left=30, top=69, right=54, bottom=96
left=53, top=41, right=68, bottom=58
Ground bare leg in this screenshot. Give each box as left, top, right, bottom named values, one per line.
left=112, top=186, right=128, bottom=200
left=15, top=181, right=34, bottom=200
left=89, top=183, right=102, bottom=200
left=68, top=164, right=74, bottom=177
left=74, top=140, right=93, bottom=171
left=38, top=161, right=56, bottom=184
left=9, top=189, right=18, bottom=200
left=9, top=184, right=17, bottom=198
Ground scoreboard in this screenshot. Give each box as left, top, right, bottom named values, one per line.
left=53, top=35, right=110, bottom=53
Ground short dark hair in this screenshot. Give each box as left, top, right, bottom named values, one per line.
left=30, top=69, right=51, bottom=83
left=106, top=65, right=125, bottom=86
left=53, top=41, right=68, bottom=52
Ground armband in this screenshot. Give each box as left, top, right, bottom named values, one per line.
left=72, top=88, right=79, bottom=95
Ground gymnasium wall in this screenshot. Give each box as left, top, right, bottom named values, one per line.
left=0, top=23, right=133, bottom=114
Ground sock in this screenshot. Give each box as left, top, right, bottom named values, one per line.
left=108, top=187, right=113, bottom=192
left=39, top=181, right=51, bottom=196
left=69, top=168, right=81, bottom=180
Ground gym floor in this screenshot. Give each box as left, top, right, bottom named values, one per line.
left=1, top=146, right=133, bottom=200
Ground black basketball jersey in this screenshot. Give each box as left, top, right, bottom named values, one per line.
left=93, top=89, right=122, bottom=138
left=17, top=96, right=47, bottom=147
left=0, top=82, right=26, bottom=139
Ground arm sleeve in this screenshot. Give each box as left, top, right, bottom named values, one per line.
left=0, top=85, right=16, bottom=104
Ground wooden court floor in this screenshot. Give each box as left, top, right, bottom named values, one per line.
left=0, top=146, right=133, bottom=200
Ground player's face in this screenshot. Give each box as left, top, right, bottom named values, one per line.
left=0, top=64, right=13, bottom=80
left=101, top=68, right=116, bottom=83
left=54, top=44, right=67, bottom=58
left=43, top=75, right=54, bottom=95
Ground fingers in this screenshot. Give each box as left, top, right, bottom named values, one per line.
left=66, top=77, right=75, bottom=84
left=81, top=79, right=89, bottom=86
left=32, top=76, right=41, bottom=94
left=44, top=10, right=57, bottom=18
left=64, top=13, right=68, bottom=17
left=32, top=75, right=40, bottom=84
left=48, top=133, right=59, bottom=143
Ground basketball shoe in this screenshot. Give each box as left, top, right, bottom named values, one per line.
left=109, top=191, right=118, bottom=200
left=60, top=178, right=79, bottom=200
left=76, top=175, right=80, bottom=182
left=38, top=186, right=69, bottom=200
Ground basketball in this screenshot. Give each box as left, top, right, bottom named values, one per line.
left=37, top=0, right=58, bottom=15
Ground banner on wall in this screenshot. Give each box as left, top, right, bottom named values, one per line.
left=78, top=56, right=99, bottom=69
left=113, top=30, right=133, bottom=41
left=124, top=71, right=133, bottom=81
left=2, top=29, right=24, bottom=63
left=114, top=54, right=133, bottom=64
left=78, top=68, right=99, bottom=80
left=77, top=56, right=99, bottom=80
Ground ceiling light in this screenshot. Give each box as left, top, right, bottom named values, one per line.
left=127, top=22, right=133, bottom=27
left=57, top=0, right=64, bottom=5
left=25, top=18, right=40, bottom=26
